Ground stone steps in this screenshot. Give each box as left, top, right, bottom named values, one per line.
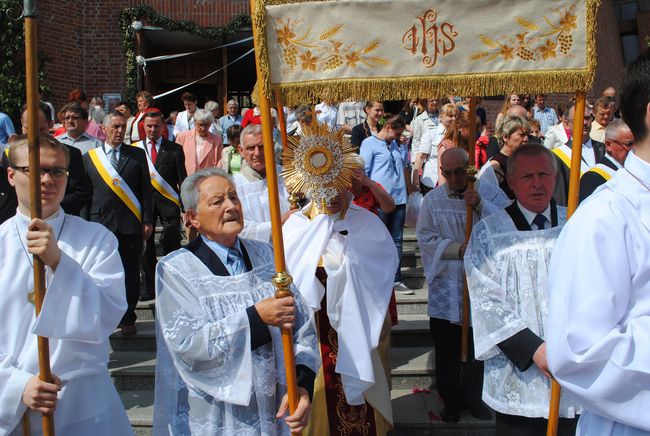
left=118, top=388, right=496, bottom=436
left=110, top=343, right=435, bottom=393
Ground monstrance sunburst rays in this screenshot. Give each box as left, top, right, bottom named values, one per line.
left=281, top=122, right=357, bottom=209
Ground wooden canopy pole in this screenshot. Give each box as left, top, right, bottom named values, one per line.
left=546, top=91, right=586, bottom=436
left=461, top=98, right=478, bottom=362
left=23, top=1, right=55, bottom=434
left=249, top=0, right=301, bottom=422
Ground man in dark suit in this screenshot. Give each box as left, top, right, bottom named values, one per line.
left=137, top=111, right=186, bottom=299
left=579, top=119, right=635, bottom=203
left=83, top=111, right=153, bottom=335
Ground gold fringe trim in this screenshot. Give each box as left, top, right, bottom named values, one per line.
left=251, top=0, right=273, bottom=102
left=254, top=0, right=600, bottom=105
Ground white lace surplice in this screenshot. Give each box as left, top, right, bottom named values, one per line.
left=153, top=239, right=320, bottom=435
left=233, top=170, right=289, bottom=243
left=416, top=182, right=510, bottom=322
left=464, top=208, right=581, bottom=418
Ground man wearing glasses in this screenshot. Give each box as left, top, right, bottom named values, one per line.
left=55, top=103, right=102, bottom=155
left=416, top=147, right=509, bottom=423
left=0, top=135, right=133, bottom=435
left=579, top=119, right=635, bottom=203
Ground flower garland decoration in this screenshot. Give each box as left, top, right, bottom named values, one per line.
left=119, top=5, right=251, bottom=101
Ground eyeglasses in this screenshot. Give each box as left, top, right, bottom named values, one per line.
left=63, top=115, right=83, bottom=121
left=12, top=166, right=69, bottom=178
left=609, top=138, right=634, bottom=148
left=441, top=167, right=467, bottom=177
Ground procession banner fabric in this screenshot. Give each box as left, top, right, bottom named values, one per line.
left=87, top=148, right=143, bottom=222
left=254, top=0, right=599, bottom=105
left=131, top=141, right=181, bottom=207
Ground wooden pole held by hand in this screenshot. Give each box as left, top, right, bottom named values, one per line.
left=546, top=91, right=586, bottom=436
left=461, top=97, right=478, bottom=363
left=249, top=0, right=301, bottom=426
left=24, top=1, right=55, bottom=434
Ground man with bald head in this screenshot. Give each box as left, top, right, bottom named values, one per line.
left=416, top=147, right=509, bottom=422
left=579, top=119, right=635, bottom=202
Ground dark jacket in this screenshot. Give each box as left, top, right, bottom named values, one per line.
left=84, top=144, right=153, bottom=235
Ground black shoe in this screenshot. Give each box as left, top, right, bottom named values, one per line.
left=465, top=401, right=492, bottom=420
left=119, top=324, right=138, bottom=336
left=139, top=291, right=155, bottom=301
left=440, top=408, right=461, bottom=423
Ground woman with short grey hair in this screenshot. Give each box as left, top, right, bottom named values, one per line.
left=175, top=108, right=223, bottom=179
left=486, top=115, right=531, bottom=198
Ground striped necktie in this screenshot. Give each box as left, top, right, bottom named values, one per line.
left=227, top=247, right=245, bottom=275
left=108, top=148, right=119, bottom=169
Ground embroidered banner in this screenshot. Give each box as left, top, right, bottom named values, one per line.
left=254, top=0, right=599, bottom=104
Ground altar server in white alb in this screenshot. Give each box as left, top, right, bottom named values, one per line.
left=0, top=136, right=132, bottom=435
left=416, top=148, right=509, bottom=423
left=464, top=144, right=581, bottom=435
left=547, top=49, right=650, bottom=435
left=153, top=167, right=320, bottom=435
left=233, top=124, right=294, bottom=242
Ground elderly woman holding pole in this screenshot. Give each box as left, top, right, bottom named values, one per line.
left=153, top=167, right=319, bottom=435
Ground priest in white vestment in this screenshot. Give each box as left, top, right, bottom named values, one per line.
left=416, top=148, right=509, bottom=422
left=464, top=144, right=581, bottom=435
left=0, top=136, right=132, bottom=435
left=154, top=167, right=320, bottom=435
left=547, top=50, right=650, bottom=436
left=283, top=190, right=398, bottom=435
left=232, top=124, right=293, bottom=242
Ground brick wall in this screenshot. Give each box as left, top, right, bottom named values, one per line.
left=37, top=0, right=251, bottom=113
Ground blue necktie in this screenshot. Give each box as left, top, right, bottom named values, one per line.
left=532, top=214, right=548, bottom=230
left=227, top=247, right=245, bottom=275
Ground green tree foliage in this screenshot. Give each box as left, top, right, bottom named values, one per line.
left=0, top=1, right=48, bottom=126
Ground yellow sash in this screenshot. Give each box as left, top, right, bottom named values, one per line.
left=552, top=147, right=586, bottom=177
left=88, top=148, right=142, bottom=222
left=132, top=141, right=181, bottom=207
left=588, top=163, right=616, bottom=182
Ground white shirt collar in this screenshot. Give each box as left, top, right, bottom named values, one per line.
left=604, top=153, right=623, bottom=169
left=516, top=201, right=551, bottom=229
left=103, top=143, right=120, bottom=154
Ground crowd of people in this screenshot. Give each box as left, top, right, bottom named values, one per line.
left=0, top=48, right=649, bottom=436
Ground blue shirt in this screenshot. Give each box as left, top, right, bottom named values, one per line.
left=533, top=106, right=559, bottom=136
left=360, top=135, right=409, bottom=205
left=0, top=112, right=16, bottom=147
left=219, top=115, right=243, bottom=145
left=201, top=236, right=246, bottom=275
